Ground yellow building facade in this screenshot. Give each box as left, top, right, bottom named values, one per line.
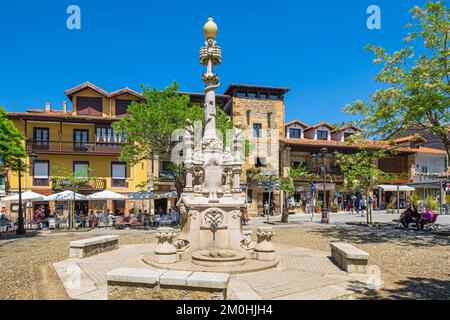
left=5, top=82, right=149, bottom=217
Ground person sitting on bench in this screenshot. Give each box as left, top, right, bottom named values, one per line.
left=400, top=205, right=419, bottom=228
left=417, top=207, right=434, bottom=231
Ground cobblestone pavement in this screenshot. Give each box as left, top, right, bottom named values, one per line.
left=247, top=211, right=450, bottom=228
left=0, top=223, right=448, bottom=300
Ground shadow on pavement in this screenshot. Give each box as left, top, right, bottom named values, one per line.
left=309, top=225, right=450, bottom=248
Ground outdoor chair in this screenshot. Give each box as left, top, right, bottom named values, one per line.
left=422, top=214, right=440, bottom=231
left=48, top=217, right=56, bottom=230
left=171, top=214, right=180, bottom=226
left=160, top=215, right=172, bottom=227
left=0, top=219, right=9, bottom=232
left=152, top=214, right=161, bottom=227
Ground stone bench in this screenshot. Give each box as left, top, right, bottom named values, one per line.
left=330, top=242, right=369, bottom=273
left=69, top=235, right=119, bottom=258
left=106, top=268, right=230, bottom=300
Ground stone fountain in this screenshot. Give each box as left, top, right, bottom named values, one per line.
left=176, top=17, right=248, bottom=267
left=146, top=17, right=277, bottom=272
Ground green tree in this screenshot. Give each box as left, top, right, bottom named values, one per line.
left=279, top=163, right=315, bottom=223
left=344, top=1, right=450, bottom=158
left=336, top=149, right=390, bottom=224
left=0, top=106, right=27, bottom=194
left=112, top=81, right=233, bottom=195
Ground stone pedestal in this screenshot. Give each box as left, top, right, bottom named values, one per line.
left=254, top=227, right=275, bottom=261
left=154, top=227, right=178, bottom=264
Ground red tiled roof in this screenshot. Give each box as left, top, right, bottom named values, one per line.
left=285, top=120, right=309, bottom=128
left=394, top=135, right=427, bottom=144
left=65, top=82, right=110, bottom=99
left=331, top=124, right=361, bottom=133
left=280, top=137, right=447, bottom=155
left=7, top=111, right=118, bottom=123
left=304, top=122, right=335, bottom=131
left=110, top=87, right=144, bottom=99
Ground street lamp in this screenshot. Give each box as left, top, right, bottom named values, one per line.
left=311, top=148, right=329, bottom=224
left=16, top=151, right=36, bottom=235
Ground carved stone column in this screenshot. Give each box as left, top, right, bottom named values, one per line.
left=232, top=167, right=241, bottom=190
left=154, top=227, right=178, bottom=264
left=253, top=227, right=275, bottom=261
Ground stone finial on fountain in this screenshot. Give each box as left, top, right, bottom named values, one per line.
left=253, top=227, right=276, bottom=261
left=154, top=227, right=178, bottom=264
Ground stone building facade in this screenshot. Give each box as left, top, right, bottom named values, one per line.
left=223, top=84, right=289, bottom=215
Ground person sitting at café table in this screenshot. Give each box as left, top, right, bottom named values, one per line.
left=33, top=211, right=45, bottom=229
left=417, top=207, right=435, bottom=231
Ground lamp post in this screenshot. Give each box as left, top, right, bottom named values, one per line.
left=16, top=151, right=36, bottom=235
left=311, top=148, right=330, bottom=224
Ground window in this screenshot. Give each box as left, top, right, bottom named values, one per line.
left=289, top=128, right=301, bottom=139
left=247, top=92, right=257, bottom=98
left=115, top=99, right=132, bottom=116
left=268, top=94, right=278, bottom=100
left=260, top=93, right=268, bottom=99
left=236, top=92, right=246, bottom=98
left=111, top=162, right=127, bottom=187
left=76, top=97, right=103, bottom=116
left=246, top=110, right=251, bottom=126
left=267, top=113, right=272, bottom=129
left=33, top=160, right=49, bottom=186
left=317, top=130, right=328, bottom=140
left=247, top=189, right=253, bottom=203
left=421, top=166, right=428, bottom=174
left=253, top=123, right=262, bottom=138
left=160, top=161, right=174, bottom=180
left=0, top=175, right=5, bottom=196
left=73, top=161, right=89, bottom=178
left=73, top=129, right=89, bottom=151
left=96, top=126, right=126, bottom=144
left=256, top=157, right=266, bottom=167
left=33, top=128, right=49, bottom=150
left=343, top=132, right=354, bottom=140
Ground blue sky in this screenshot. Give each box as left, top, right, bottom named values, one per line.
left=0, top=0, right=434, bottom=124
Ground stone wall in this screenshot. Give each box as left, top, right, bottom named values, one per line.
left=231, top=97, right=285, bottom=215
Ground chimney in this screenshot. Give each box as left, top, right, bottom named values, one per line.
left=63, top=101, right=67, bottom=113
left=45, top=102, right=51, bottom=112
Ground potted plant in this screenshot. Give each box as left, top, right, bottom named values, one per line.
left=315, top=200, right=322, bottom=213
left=331, top=203, right=339, bottom=213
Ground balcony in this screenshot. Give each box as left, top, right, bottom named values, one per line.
left=111, top=179, right=128, bottom=188
left=26, top=140, right=124, bottom=155
left=159, top=171, right=174, bottom=181
left=51, top=178, right=106, bottom=192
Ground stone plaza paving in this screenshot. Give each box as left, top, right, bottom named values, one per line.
left=1, top=213, right=449, bottom=300
left=54, top=241, right=372, bottom=300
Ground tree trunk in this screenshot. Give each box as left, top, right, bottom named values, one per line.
left=365, top=188, right=370, bottom=225
left=281, top=192, right=289, bottom=223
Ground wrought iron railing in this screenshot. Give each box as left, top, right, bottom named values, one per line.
left=26, top=140, right=124, bottom=154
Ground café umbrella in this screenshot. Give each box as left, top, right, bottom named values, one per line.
left=86, top=190, right=127, bottom=201
left=43, top=190, right=86, bottom=201
left=86, top=190, right=127, bottom=215
left=4, top=191, right=45, bottom=202
left=4, top=191, right=46, bottom=220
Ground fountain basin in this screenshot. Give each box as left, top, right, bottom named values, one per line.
left=191, top=250, right=246, bottom=267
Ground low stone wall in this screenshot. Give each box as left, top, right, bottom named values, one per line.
left=107, top=268, right=229, bottom=300
left=330, top=242, right=369, bottom=274
left=69, top=235, right=119, bottom=258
